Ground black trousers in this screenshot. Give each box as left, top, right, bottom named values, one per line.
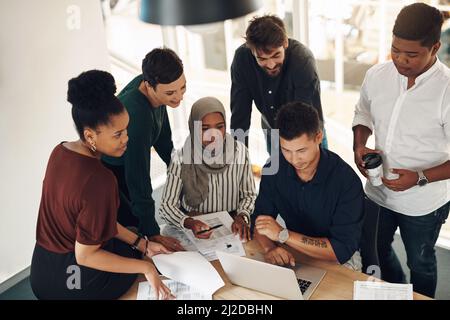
left=30, top=238, right=140, bottom=300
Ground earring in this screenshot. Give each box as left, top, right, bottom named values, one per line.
left=90, top=142, right=96, bottom=152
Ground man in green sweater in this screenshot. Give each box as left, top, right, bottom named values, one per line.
left=103, top=48, right=186, bottom=251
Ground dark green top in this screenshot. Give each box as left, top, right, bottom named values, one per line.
left=103, top=75, right=173, bottom=236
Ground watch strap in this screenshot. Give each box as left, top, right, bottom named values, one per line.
left=132, top=234, right=143, bottom=250
left=417, top=170, right=428, bottom=186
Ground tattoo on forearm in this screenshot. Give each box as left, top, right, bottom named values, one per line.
left=301, top=236, right=327, bottom=248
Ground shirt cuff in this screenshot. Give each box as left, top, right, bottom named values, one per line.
left=352, top=113, right=374, bottom=132
left=138, top=220, right=160, bottom=237
left=329, top=238, right=355, bottom=264
left=180, top=215, right=192, bottom=231
left=237, top=211, right=251, bottom=224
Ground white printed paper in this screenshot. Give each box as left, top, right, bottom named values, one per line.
left=136, top=280, right=212, bottom=300
left=181, top=211, right=246, bottom=261
left=152, top=251, right=224, bottom=296
left=161, top=224, right=198, bottom=252
left=354, top=281, right=413, bottom=300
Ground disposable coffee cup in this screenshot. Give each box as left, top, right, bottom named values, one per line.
left=362, top=153, right=383, bottom=186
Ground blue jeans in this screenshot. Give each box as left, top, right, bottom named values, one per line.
left=377, top=201, right=450, bottom=298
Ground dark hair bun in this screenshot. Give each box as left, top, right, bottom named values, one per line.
left=67, top=70, right=117, bottom=110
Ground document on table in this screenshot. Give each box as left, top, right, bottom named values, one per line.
left=152, top=251, right=224, bottom=296
left=161, top=224, right=198, bottom=252
left=136, top=280, right=212, bottom=300
left=354, top=281, right=413, bottom=300
left=185, top=211, right=246, bottom=261
left=161, top=211, right=246, bottom=261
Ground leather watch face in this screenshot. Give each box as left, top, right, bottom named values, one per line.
left=418, top=178, right=428, bottom=187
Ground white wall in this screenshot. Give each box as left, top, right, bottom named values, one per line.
left=0, top=0, right=110, bottom=284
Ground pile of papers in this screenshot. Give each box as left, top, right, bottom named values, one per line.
left=137, top=211, right=246, bottom=300
left=137, top=251, right=225, bottom=300
left=354, top=281, right=413, bottom=300
left=161, top=211, right=246, bottom=261
left=137, top=280, right=211, bottom=300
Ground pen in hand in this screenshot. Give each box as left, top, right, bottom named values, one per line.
left=196, top=224, right=223, bottom=235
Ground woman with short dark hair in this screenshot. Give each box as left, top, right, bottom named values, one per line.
left=102, top=48, right=187, bottom=252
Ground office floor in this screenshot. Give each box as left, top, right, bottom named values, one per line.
left=1, top=187, right=450, bottom=300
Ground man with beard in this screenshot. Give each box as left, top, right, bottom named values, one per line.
left=230, top=14, right=328, bottom=152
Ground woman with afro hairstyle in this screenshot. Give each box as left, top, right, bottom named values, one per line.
left=30, top=70, right=173, bottom=300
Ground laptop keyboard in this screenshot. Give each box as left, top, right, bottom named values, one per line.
left=297, top=278, right=312, bottom=294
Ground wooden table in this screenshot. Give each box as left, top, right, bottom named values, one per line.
left=121, top=240, right=431, bottom=300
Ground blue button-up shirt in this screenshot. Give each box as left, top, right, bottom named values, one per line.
left=253, top=148, right=364, bottom=263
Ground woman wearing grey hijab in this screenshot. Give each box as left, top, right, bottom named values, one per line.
left=159, top=97, right=256, bottom=241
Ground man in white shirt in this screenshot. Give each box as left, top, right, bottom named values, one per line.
left=352, top=3, right=450, bottom=298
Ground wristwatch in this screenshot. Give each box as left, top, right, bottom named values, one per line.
left=278, top=228, right=289, bottom=243
left=237, top=213, right=250, bottom=225
left=417, top=171, right=429, bottom=187
left=131, top=234, right=143, bottom=250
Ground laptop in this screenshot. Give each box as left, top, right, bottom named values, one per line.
left=216, top=251, right=326, bottom=300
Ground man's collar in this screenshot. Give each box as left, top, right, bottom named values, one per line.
left=285, top=147, right=328, bottom=185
